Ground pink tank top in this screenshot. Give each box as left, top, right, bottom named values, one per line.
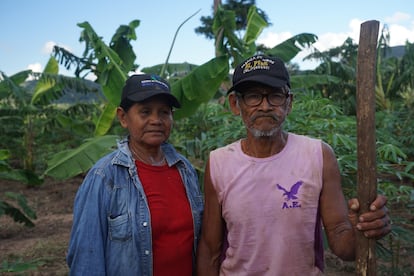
left=209, top=133, right=324, bottom=275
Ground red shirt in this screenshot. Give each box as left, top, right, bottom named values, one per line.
left=136, top=160, right=194, bottom=276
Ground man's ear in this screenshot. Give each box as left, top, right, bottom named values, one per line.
left=228, top=93, right=241, bottom=116
left=286, top=94, right=294, bottom=115
left=116, top=107, right=128, bottom=128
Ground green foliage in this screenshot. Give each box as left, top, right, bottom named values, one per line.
left=142, top=62, right=198, bottom=79
left=265, top=33, right=318, bottom=62
left=0, top=258, right=45, bottom=273
left=0, top=64, right=101, bottom=184
left=0, top=1, right=412, bottom=273
left=171, top=56, right=229, bottom=119
left=171, top=100, right=244, bottom=153
left=0, top=191, right=37, bottom=227
left=172, top=88, right=414, bottom=273
left=42, top=3, right=322, bottom=180
left=1, top=153, right=38, bottom=227
left=304, top=37, right=359, bottom=115
left=378, top=224, right=414, bottom=274
left=0, top=149, right=42, bottom=185
left=376, top=26, right=414, bottom=113
left=44, top=135, right=119, bottom=180
left=285, top=91, right=358, bottom=191
left=172, top=88, right=414, bottom=199
left=170, top=100, right=244, bottom=188
left=47, top=17, right=232, bottom=179
left=379, top=182, right=413, bottom=205
left=211, top=5, right=274, bottom=63
left=195, top=0, right=270, bottom=40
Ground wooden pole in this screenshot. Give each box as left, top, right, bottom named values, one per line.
left=356, top=20, right=380, bottom=276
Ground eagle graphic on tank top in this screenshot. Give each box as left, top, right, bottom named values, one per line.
left=277, top=181, right=303, bottom=209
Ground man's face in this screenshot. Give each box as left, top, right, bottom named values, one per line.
left=232, top=83, right=292, bottom=137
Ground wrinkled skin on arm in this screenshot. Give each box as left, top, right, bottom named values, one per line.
left=196, top=159, right=223, bottom=276
left=320, top=142, right=391, bottom=261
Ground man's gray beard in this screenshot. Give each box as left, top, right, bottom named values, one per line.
left=247, top=126, right=279, bottom=137
left=241, top=110, right=281, bottom=137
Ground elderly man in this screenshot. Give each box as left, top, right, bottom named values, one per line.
left=196, top=55, right=390, bottom=275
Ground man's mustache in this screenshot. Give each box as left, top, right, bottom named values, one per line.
left=249, top=113, right=279, bottom=122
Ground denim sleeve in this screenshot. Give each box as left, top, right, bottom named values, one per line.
left=67, top=167, right=111, bottom=275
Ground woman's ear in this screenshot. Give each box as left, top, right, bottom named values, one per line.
left=228, top=93, right=241, bottom=116
left=116, top=107, right=128, bottom=128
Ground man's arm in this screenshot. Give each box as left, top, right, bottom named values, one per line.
left=319, top=142, right=356, bottom=260
left=319, top=142, right=391, bottom=261
left=196, top=158, right=224, bottom=276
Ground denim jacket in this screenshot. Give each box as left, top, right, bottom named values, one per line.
left=67, top=138, right=204, bottom=276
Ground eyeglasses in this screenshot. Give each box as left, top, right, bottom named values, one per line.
left=236, top=91, right=291, bottom=107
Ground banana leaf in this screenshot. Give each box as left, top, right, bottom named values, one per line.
left=44, top=135, right=118, bottom=180
left=172, top=56, right=230, bottom=120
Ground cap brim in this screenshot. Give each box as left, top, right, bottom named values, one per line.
left=228, top=75, right=289, bottom=94
left=127, top=90, right=181, bottom=108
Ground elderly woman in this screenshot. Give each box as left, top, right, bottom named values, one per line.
left=67, top=74, right=204, bottom=276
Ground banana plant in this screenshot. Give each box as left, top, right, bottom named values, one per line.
left=46, top=16, right=230, bottom=179
left=0, top=57, right=100, bottom=185
left=211, top=5, right=334, bottom=90
left=45, top=4, right=331, bottom=180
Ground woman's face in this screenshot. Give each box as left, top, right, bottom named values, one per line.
left=117, top=98, right=173, bottom=149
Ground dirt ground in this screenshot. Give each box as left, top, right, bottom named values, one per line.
left=0, top=177, right=81, bottom=275
left=0, top=177, right=412, bottom=275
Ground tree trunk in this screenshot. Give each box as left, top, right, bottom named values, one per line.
left=355, top=20, right=380, bottom=276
